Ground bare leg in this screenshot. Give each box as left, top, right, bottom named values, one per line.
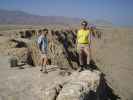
left=79, top=49, right=84, bottom=66
left=83, top=47, right=90, bottom=65
left=43, top=57, right=48, bottom=73
left=78, top=49, right=85, bottom=72
left=40, top=58, right=44, bottom=71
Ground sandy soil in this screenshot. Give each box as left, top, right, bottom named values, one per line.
left=0, top=26, right=133, bottom=100
left=0, top=54, right=65, bottom=100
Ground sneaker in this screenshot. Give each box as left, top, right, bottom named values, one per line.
left=40, top=69, right=43, bottom=72
left=79, top=68, right=84, bottom=72
left=44, top=70, right=48, bottom=74
left=85, top=64, right=90, bottom=69
left=79, top=65, right=84, bottom=72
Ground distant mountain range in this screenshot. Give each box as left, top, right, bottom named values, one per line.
left=0, top=9, right=112, bottom=26
left=0, top=9, right=81, bottom=25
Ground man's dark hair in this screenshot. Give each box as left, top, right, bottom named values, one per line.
left=43, top=28, right=48, bottom=32
left=81, top=20, right=88, bottom=26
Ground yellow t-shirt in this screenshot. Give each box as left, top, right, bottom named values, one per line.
left=77, top=29, right=90, bottom=44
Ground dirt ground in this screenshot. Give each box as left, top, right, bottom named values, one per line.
left=0, top=26, right=133, bottom=100
left=0, top=53, right=67, bottom=100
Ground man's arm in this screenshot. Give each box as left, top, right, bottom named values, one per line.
left=76, top=30, right=79, bottom=48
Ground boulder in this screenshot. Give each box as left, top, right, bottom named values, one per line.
left=43, top=70, right=101, bottom=100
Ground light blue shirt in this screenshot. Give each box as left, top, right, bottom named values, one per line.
left=37, top=35, right=48, bottom=54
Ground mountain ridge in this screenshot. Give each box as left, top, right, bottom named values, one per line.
left=0, top=9, right=113, bottom=26
left=0, top=9, right=81, bottom=25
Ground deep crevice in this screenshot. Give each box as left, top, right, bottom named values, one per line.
left=97, top=73, right=121, bottom=100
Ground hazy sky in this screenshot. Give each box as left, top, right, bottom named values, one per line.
left=0, top=0, right=133, bottom=26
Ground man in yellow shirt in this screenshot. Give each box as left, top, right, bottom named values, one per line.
left=77, top=20, right=92, bottom=71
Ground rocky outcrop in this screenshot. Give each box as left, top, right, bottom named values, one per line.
left=43, top=70, right=101, bottom=100
left=0, top=38, right=31, bottom=64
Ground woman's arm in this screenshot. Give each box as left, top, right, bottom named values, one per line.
left=89, top=32, right=92, bottom=59
left=37, top=36, right=42, bottom=51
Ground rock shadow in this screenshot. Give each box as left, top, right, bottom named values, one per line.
left=97, top=73, right=121, bottom=100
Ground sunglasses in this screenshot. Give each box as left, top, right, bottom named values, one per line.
left=81, top=23, right=87, bottom=26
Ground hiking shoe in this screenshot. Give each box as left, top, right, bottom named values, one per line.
left=44, top=70, right=48, bottom=74
left=85, top=64, right=90, bottom=69
left=40, top=69, right=43, bottom=72
left=79, top=68, right=84, bottom=72
left=19, top=66, right=24, bottom=69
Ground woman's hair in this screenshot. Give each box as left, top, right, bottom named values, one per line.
left=38, top=29, right=42, bottom=33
